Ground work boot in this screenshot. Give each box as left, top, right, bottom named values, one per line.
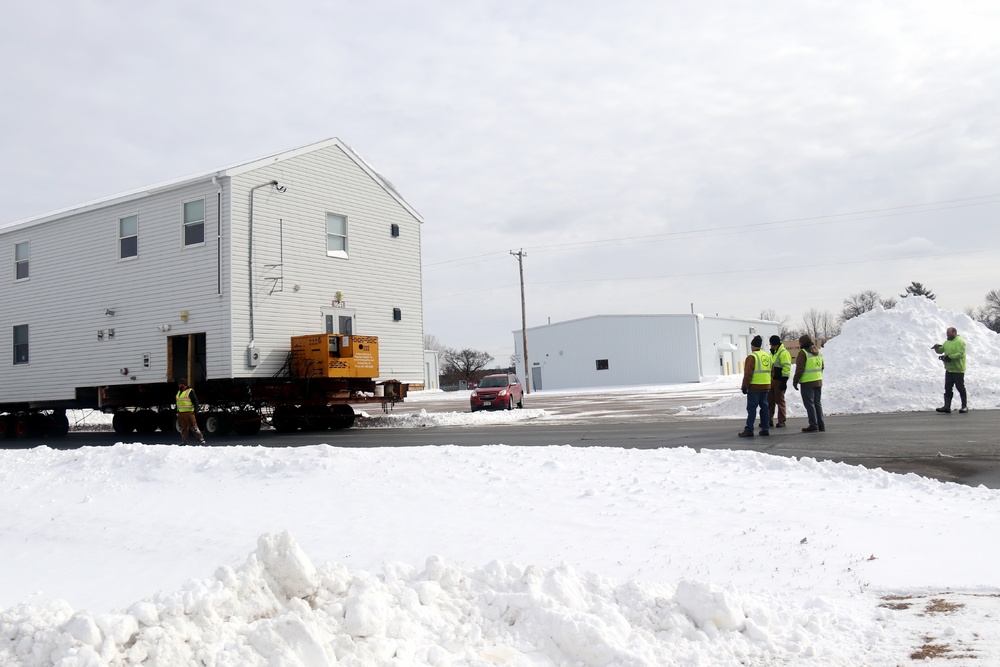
left=775, top=422, right=786, bottom=428
left=738, top=429, right=754, bottom=438
left=759, top=430, right=770, bottom=436
left=959, top=405, right=969, bottom=414
left=936, top=393, right=952, bottom=413
left=802, top=426, right=819, bottom=432
left=935, top=406, right=951, bottom=413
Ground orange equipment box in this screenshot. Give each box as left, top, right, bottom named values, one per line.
left=290, top=334, right=379, bottom=379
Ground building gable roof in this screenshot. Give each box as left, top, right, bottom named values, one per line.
left=1, top=138, right=423, bottom=234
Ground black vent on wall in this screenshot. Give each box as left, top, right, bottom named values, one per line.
left=391, top=223, right=400, bottom=237
left=393, top=308, right=402, bottom=321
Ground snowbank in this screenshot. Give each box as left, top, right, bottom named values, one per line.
left=696, top=296, right=1000, bottom=417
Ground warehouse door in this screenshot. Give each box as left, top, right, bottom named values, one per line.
left=167, top=333, right=207, bottom=384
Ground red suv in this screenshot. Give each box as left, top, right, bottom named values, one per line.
left=470, top=374, right=524, bottom=412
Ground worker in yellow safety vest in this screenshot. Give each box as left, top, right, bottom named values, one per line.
left=768, top=335, right=792, bottom=428
left=793, top=335, right=825, bottom=433
left=739, top=335, right=772, bottom=437
left=175, top=378, right=206, bottom=445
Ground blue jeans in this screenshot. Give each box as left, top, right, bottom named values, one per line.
left=800, top=385, right=825, bottom=429
left=745, top=390, right=769, bottom=432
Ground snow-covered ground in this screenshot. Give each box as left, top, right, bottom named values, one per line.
left=1, top=297, right=998, bottom=666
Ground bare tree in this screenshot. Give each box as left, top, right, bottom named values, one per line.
left=760, top=309, right=797, bottom=340
left=900, top=281, right=936, bottom=300
left=801, top=309, right=841, bottom=341
left=840, top=290, right=897, bottom=322
left=967, top=288, right=1000, bottom=333
left=442, top=348, right=495, bottom=383
left=424, top=333, right=447, bottom=353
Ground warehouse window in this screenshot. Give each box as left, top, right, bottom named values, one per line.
left=326, top=213, right=348, bottom=258
left=183, top=199, right=205, bottom=246
left=119, top=214, right=138, bottom=259
left=596, top=359, right=609, bottom=370
left=14, top=241, right=29, bottom=280
left=13, top=324, right=29, bottom=364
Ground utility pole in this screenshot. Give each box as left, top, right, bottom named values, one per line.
left=511, top=249, right=531, bottom=393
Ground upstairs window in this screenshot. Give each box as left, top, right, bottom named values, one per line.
left=119, top=214, right=138, bottom=259
left=183, top=199, right=205, bottom=246
left=14, top=241, right=29, bottom=280
left=13, top=324, right=29, bottom=364
left=326, top=213, right=348, bottom=258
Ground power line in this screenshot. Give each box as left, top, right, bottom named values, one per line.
left=425, top=245, right=997, bottom=301
left=423, top=193, right=1000, bottom=269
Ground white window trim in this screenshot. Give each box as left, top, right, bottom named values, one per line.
left=326, top=212, right=349, bottom=259
left=182, top=198, right=207, bottom=248
left=118, top=213, right=139, bottom=261
left=14, top=240, right=29, bottom=282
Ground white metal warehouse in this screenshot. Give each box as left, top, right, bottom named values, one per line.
left=513, top=314, right=780, bottom=391
left=0, top=138, right=426, bottom=405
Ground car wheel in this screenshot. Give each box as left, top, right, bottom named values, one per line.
left=517, top=396, right=523, bottom=409
left=506, top=398, right=513, bottom=410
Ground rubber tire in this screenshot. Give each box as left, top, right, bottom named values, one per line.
left=202, top=412, right=230, bottom=436
left=112, top=411, right=135, bottom=435
left=232, top=410, right=262, bottom=436
left=158, top=410, right=177, bottom=433
left=47, top=411, right=70, bottom=437
left=134, top=410, right=159, bottom=435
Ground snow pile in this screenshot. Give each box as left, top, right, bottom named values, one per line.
left=2, top=444, right=999, bottom=665
left=696, top=296, right=1000, bottom=418
left=0, top=531, right=887, bottom=666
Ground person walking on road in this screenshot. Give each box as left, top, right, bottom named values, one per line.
left=175, top=378, right=206, bottom=445
left=768, top=335, right=791, bottom=428
left=931, top=326, right=968, bottom=414
left=739, top=335, right=772, bottom=437
left=793, top=335, right=825, bottom=432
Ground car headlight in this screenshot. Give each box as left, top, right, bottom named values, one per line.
left=498, top=389, right=508, bottom=397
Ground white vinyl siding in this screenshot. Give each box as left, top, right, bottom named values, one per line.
left=14, top=241, right=29, bottom=280
left=0, top=181, right=228, bottom=402
left=228, top=143, right=424, bottom=383
left=119, top=214, right=138, bottom=259
left=0, top=138, right=424, bottom=402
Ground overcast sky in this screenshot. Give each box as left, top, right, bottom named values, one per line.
left=3, top=1, right=999, bottom=363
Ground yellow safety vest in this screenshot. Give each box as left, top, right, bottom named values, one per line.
left=800, top=351, right=823, bottom=383
left=772, top=345, right=792, bottom=378
left=176, top=388, right=195, bottom=413
left=751, top=350, right=772, bottom=385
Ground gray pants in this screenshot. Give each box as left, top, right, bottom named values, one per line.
left=800, top=385, right=825, bottom=429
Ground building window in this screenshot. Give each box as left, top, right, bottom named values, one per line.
left=391, top=223, right=400, bottom=237
left=596, top=359, right=609, bottom=370
left=13, top=324, right=29, bottom=364
left=119, top=215, right=138, bottom=259
left=183, top=199, right=205, bottom=246
left=326, top=213, right=348, bottom=258
left=14, top=241, right=29, bottom=280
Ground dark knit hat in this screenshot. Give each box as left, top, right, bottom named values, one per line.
left=798, top=335, right=813, bottom=348
left=751, top=335, right=763, bottom=348
left=769, top=335, right=781, bottom=345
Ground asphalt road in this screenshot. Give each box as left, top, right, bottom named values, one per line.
left=14, top=407, right=1000, bottom=489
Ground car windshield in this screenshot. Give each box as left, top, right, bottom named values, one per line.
left=478, top=376, right=509, bottom=388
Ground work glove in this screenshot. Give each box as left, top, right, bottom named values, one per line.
left=780, top=377, right=788, bottom=392
left=939, top=355, right=950, bottom=362
left=741, top=388, right=748, bottom=395
left=793, top=383, right=799, bottom=391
